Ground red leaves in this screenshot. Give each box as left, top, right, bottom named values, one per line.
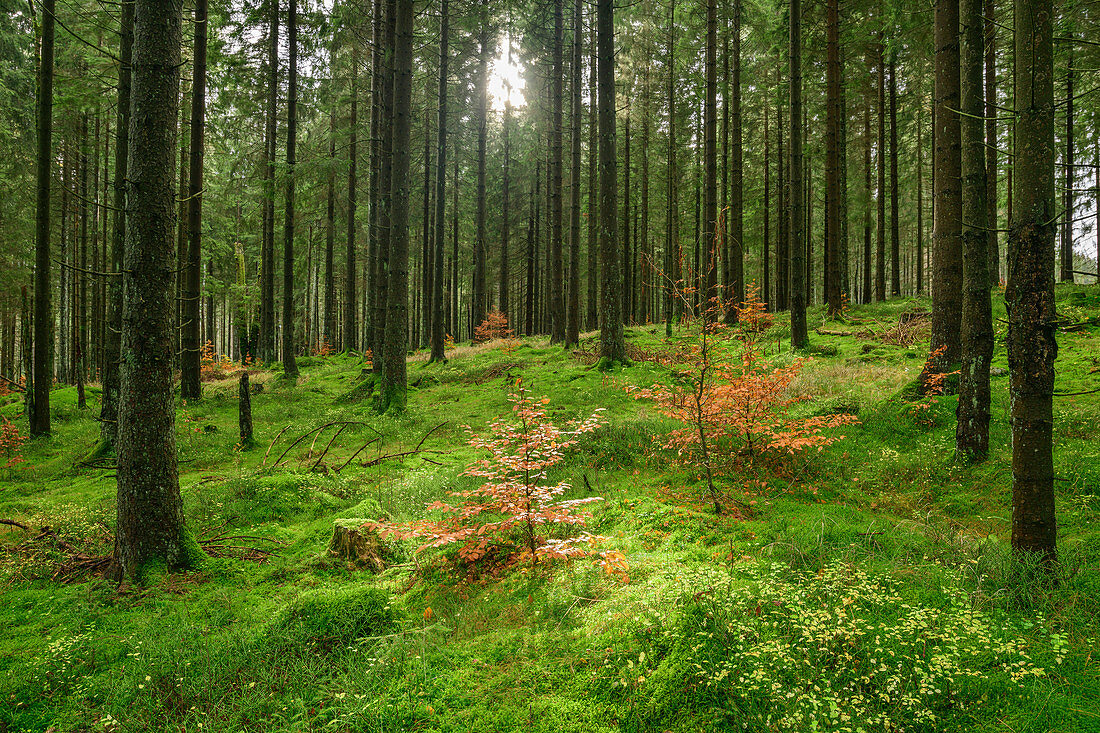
left=371, top=382, right=625, bottom=581
left=473, top=312, right=514, bottom=344
left=0, top=416, right=26, bottom=471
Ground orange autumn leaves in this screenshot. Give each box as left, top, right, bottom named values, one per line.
left=372, top=382, right=628, bottom=582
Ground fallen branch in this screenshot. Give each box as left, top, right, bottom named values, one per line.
left=0, top=374, right=25, bottom=392
left=1, top=518, right=29, bottom=531
left=262, top=425, right=292, bottom=466
left=333, top=437, right=381, bottom=473
left=309, top=423, right=350, bottom=472
left=357, top=423, right=447, bottom=469
left=272, top=421, right=365, bottom=468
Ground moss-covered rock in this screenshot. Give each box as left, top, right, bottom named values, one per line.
left=266, top=586, right=401, bottom=652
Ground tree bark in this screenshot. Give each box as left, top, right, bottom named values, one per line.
left=1008, top=0, right=1056, bottom=562
left=260, top=0, right=278, bottom=363
left=727, top=0, right=743, bottom=322
left=282, top=0, right=299, bottom=379
left=788, top=0, right=807, bottom=348
left=824, top=0, right=842, bottom=316
left=928, top=0, right=963, bottom=375
left=345, top=45, right=359, bottom=350
left=1059, top=44, right=1073, bottom=283
left=889, top=49, right=900, bottom=297
left=31, top=0, right=56, bottom=437
left=472, top=6, right=489, bottom=338
left=956, top=0, right=992, bottom=460
left=875, top=36, right=886, bottom=302
left=181, top=0, right=208, bottom=401
left=380, top=0, right=413, bottom=412
left=116, top=0, right=194, bottom=581
left=984, top=0, right=998, bottom=286
left=703, top=0, right=718, bottom=320
left=429, top=0, right=448, bottom=363
left=597, top=0, right=626, bottom=366
left=565, top=0, right=582, bottom=346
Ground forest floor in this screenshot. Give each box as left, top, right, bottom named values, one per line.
left=2, top=287, right=1100, bottom=733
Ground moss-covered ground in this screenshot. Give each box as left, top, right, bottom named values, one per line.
left=2, top=286, right=1099, bottom=732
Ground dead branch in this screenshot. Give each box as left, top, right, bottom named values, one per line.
left=272, top=421, right=365, bottom=468
left=262, top=425, right=292, bottom=466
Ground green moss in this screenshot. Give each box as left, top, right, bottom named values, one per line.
left=265, top=586, right=401, bottom=652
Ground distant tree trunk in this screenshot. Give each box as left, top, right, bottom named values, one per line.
left=181, top=0, right=207, bottom=401
left=380, top=0, right=412, bottom=412
left=928, top=0, right=964, bottom=377
left=566, top=0, right=582, bottom=346
left=875, top=37, right=886, bottom=302
left=824, top=0, right=842, bottom=316
left=597, top=0, right=627, bottom=366
left=984, top=0, right=998, bottom=286
left=281, top=0, right=299, bottom=380
left=838, top=55, right=850, bottom=301
left=788, top=0, right=807, bottom=348
left=916, top=107, right=924, bottom=293
left=116, top=0, right=193, bottom=580
left=31, top=0, right=56, bottom=437
left=587, top=13, right=599, bottom=331
left=345, top=45, right=359, bottom=350
left=862, top=98, right=872, bottom=303
left=1008, top=0, right=1056, bottom=562
left=500, top=39, right=512, bottom=325
left=776, top=58, right=788, bottom=312
left=526, top=159, right=539, bottom=335
left=702, top=0, right=718, bottom=320
left=1059, top=45, right=1073, bottom=283
left=325, top=103, right=337, bottom=348
left=472, top=8, right=489, bottom=337
left=763, top=102, right=771, bottom=309
left=730, top=0, right=743, bottom=320
left=430, top=0, right=448, bottom=363
left=622, top=111, right=632, bottom=324
left=888, top=50, right=900, bottom=297
left=956, top=0, right=992, bottom=460
left=420, top=100, right=433, bottom=349
left=664, top=0, right=677, bottom=334
left=77, top=115, right=88, bottom=410
left=260, top=0, right=278, bottom=363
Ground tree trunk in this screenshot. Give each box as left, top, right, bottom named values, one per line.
left=31, top=0, right=56, bottom=437
left=181, top=0, right=207, bottom=401
left=345, top=45, right=359, bottom=351
left=929, top=0, right=964, bottom=376
left=260, top=0, right=278, bottom=363
left=472, top=8, right=489, bottom=337
left=956, top=0, right=992, bottom=460
left=875, top=37, right=886, bottom=302
left=1008, top=0, right=1056, bottom=562
left=566, top=0, right=582, bottom=346
left=116, top=0, right=194, bottom=581
left=776, top=58, right=788, bottom=312
left=587, top=10, right=599, bottom=331
left=889, top=50, right=900, bottom=297
left=429, top=0, right=448, bottom=363
left=702, top=0, right=718, bottom=319
left=916, top=107, right=924, bottom=293
left=239, top=372, right=253, bottom=447
left=374, top=0, right=396, bottom=373
left=597, top=0, right=626, bottom=366
left=367, top=0, right=383, bottom=358
left=325, top=102, right=337, bottom=349
left=984, top=0, right=998, bottom=286
left=824, top=0, right=841, bottom=316
left=763, top=102, right=771, bottom=310
left=788, top=0, right=807, bottom=348
left=727, top=0, right=743, bottom=322
left=282, top=0, right=299, bottom=379
left=380, top=0, right=413, bottom=412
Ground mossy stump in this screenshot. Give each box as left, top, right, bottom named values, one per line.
left=328, top=519, right=388, bottom=571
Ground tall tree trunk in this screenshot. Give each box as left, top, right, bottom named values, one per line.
left=282, top=0, right=299, bottom=379
left=31, top=0, right=56, bottom=436
left=77, top=114, right=88, bottom=409
left=824, top=0, right=842, bottom=316
left=623, top=111, right=632, bottom=324
left=763, top=102, right=771, bottom=309
left=421, top=101, right=433, bottom=348
left=984, top=0, right=998, bottom=285
left=956, top=0, right=992, bottom=460
left=928, top=0, right=964, bottom=376
left=728, top=0, right=743, bottom=320
left=260, top=0, right=278, bottom=363
left=181, top=0, right=207, bottom=400
left=788, top=0, right=807, bottom=348
left=703, top=0, right=718, bottom=319
left=367, top=0, right=383, bottom=358
left=1008, top=0, right=1056, bottom=561
left=374, top=0, right=396, bottom=373
left=587, top=13, right=599, bottom=331
left=99, top=0, right=132, bottom=440
left=862, top=97, right=872, bottom=303
left=345, top=45, right=359, bottom=350
left=566, top=0, right=582, bottom=346
left=472, top=7, right=489, bottom=337
left=430, top=0, right=448, bottom=363
left=116, top=0, right=194, bottom=580
left=875, top=37, right=886, bottom=302
left=597, top=0, right=626, bottom=366
left=917, top=107, right=924, bottom=293
left=526, top=159, right=539, bottom=335
left=380, top=0, right=413, bottom=411
left=325, top=102, right=337, bottom=348
left=889, top=49, right=900, bottom=297
left=776, top=58, right=788, bottom=312
left=500, top=39, right=512, bottom=324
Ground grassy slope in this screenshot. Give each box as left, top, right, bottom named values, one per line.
left=1, top=287, right=1099, bottom=733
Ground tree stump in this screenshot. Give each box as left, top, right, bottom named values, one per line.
left=239, top=372, right=253, bottom=448
left=327, top=520, right=388, bottom=571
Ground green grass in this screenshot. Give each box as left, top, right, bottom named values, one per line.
left=1, top=286, right=1099, bottom=732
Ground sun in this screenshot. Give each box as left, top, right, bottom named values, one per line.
left=488, top=32, right=526, bottom=112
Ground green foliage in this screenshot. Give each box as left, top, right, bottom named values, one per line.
left=265, top=586, right=401, bottom=653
